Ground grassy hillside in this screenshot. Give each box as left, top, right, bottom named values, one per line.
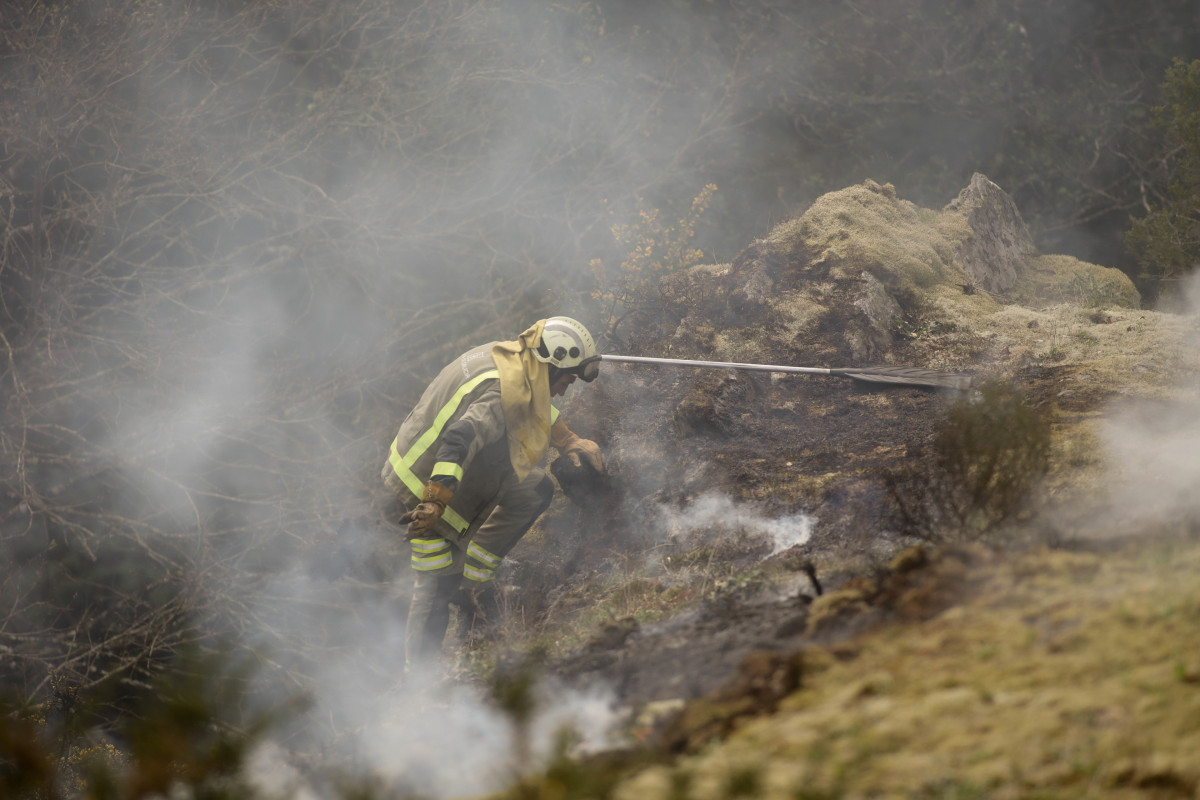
left=609, top=531, right=1200, bottom=799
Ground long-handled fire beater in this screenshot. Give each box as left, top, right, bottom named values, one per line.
left=598, top=354, right=972, bottom=390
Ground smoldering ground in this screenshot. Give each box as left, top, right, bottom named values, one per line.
left=652, top=492, right=816, bottom=561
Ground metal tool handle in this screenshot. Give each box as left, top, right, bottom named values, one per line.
left=598, top=353, right=972, bottom=390
left=599, top=354, right=834, bottom=376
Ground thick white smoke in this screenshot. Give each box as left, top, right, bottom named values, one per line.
left=1097, top=272, right=1200, bottom=531
left=653, top=491, right=816, bottom=558
left=350, top=679, right=618, bottom=798
left=242, top=558, right=621, bottom=800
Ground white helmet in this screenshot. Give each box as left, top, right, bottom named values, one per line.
left=534, top=316, right=601, bottom=381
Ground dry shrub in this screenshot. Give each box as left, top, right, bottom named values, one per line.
left=886, top=380, right=1051, bottom=541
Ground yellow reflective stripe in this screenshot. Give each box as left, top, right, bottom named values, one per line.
left=463, top=564, right=495, bottom=582
left=467, top=541, right=501, bottom=568
left=390, top=442, right=470, bottom=531
left=389, top=437, right=425, bottom=496
left=432, top=461, right=464, bottom=482
left=410, top=537, right=450, bottom=554
left=401, top=370, right=499, bottom=465
left=412, top=552, right=454, bottom=571
left=388, top=370, right=499, bottom=534
left=443, top=506, right=469, bottom=533
left=551, top=405, right=560, bottom=425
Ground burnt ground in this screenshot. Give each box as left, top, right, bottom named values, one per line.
left=496, top=315, right=1125, bottom=753
left=499, top=361, right=979, bottom=744
left=536, top=528, right=1000, bottom=752
left=492, top=227, right=1140, bottom=751
left=495, top=348, right=1125, bottom=753
left=551, top=571, right=818, bottom=707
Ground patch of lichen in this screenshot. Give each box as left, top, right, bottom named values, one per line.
left=614, top=533, right=1200, bottom=800
left=767, top=291, right=829, bottom=339
left=710, top=327, right=778, bottom=363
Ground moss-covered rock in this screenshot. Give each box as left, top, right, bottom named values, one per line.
left=1014, top=253, right=1142, bottom=309
left=786, top=178, right=968, bottom=291
left=637, top=174, right=1140, bottom=378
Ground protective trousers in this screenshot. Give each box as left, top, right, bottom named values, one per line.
left=404, top=467, right=554, bottom=665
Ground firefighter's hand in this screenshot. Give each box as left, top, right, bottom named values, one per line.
left=399, top=502, right=444, bottom=540
left=564, top=437, right=605, bottom=473
left=398, top=481, right=454, bottom=540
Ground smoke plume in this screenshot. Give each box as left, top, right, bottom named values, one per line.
left=653, top=492, right=816, bottom=559
left=1097, top=272, right=1200, bottom=531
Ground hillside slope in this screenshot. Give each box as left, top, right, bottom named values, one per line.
left=487, top=175, right=1200, bottom=798
left=610, top=532, right=1200, bottom=799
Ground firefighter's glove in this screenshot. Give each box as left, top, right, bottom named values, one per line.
left=399, top=481, right=454, bottom=540
left=551, top=418, right=606, bottom=473
left=564, top=437, right=605, bottom=472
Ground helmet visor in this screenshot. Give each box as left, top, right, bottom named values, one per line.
left=572, top=355, right=601, bottom=382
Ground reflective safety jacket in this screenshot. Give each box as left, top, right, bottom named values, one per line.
left=382, top=341, right=559, bottom=542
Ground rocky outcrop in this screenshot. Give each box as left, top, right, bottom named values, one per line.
left=944, top=172, right=1038, bottom=295
left=562, top=174, right=1159, bottom=563
left=640, top=174, right=1138, bottom=374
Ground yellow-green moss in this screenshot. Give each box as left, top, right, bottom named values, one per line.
left=616, top=537, right=1200, bottom=800
left=768, top=292, right=828, bottom=337
left=1014, top=254, right=1141, bottom=309
left=711, top=328, right=776, bottom=362
left=769, top=181, right=1138, bottom=318
left=806, top=586, right=872, bottom=636
left=785, top=180, right=970, bottom=291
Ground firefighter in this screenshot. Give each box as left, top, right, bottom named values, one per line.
left=382, top=317, right=605, bottom=664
